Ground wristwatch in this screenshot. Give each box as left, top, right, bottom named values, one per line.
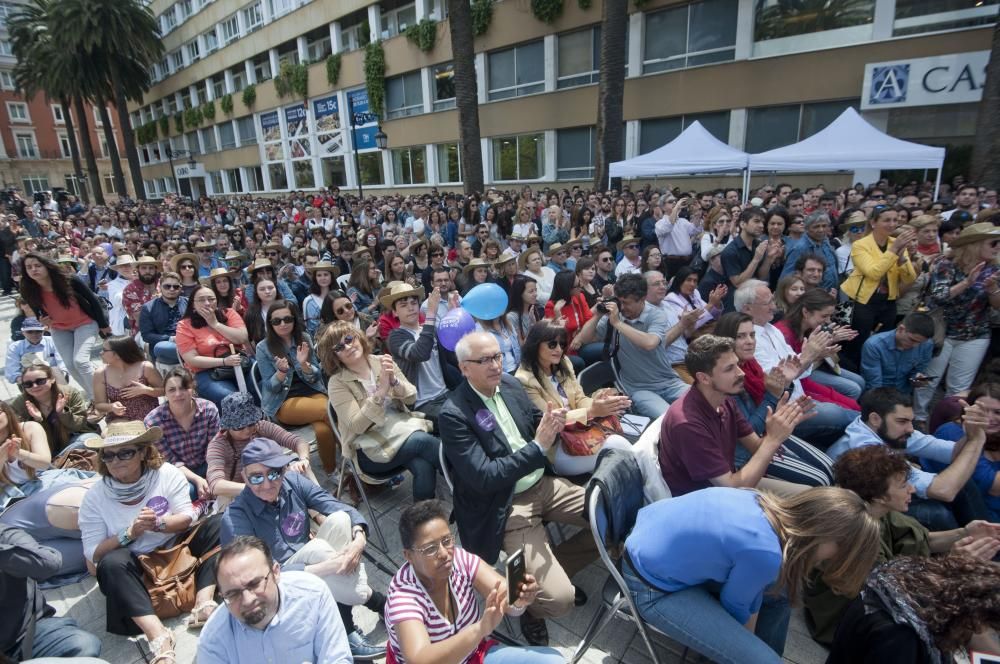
left=118, top=527, right=134, bottom=547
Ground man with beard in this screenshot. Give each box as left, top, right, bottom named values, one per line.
left=657, top=335, right=813, bottom=497
left=827, top=387, right=989, bottom=530
left=139, top=272, right=188, bottom=365
left=198, top=536, right=352, bottom=664
left=123, top=256, right=160, bottom=335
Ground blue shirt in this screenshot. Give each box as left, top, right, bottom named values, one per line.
left=5, top=336, right=67, bottom=383
left=221, top=472, right=366, bottom=567
left=860, top=330, right=932, bottom=393
left=827, top=417, right=956, bottom=498
left=197, top=571, right=352, bottom=664
left=929, top=423, right=1000, bottom=521
left=782, top=235, right=839, bottom=290
left=625, top=487, right=782, bottom=624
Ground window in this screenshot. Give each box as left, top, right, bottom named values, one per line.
left=232, top=68, right=247, bottom=92
left=219, top=121, right=237, bottom=149
left=894, top=0, right=997, bottom=35
left=268, top=163, right=288, bottom=189
left=57, top=132, right=72, bottom=158
left=307, top=36, right=332, bottom=62
left=386, top=71, right=424, bottom=119
left=755, top=0, right=875, bottom=41
left=0, top=2, right=16, bottom=25
left=170, top=50, right=184, bottom=71
left=15, top=132, right=37, bottom=158
left=745, top=99, right=856, bottom=153
left=268, top=0, right=294, bottom=19
left=0, top=70, right=14, bottom=90
left=358, top=152, right=385, bottom=186
left=210, top=171, right=225, bottom=193
left=381, top=3, right=416, bottom=38
left=252, top=55, right=271, bottom=83
left=493, top=133, right=544, bottom=181
left=436, top=143, right=461, bottom=183
left=488, top=41, right=545, bottom=101
left=392, top=147, right=426, bottom=184
left=639, top=111, right=730, bottom=154
left=21, top=176, right=49, bottom=195
left=237, top=116, right=257, bottom=144
left=226, top=169, right=244, bottom=192
left=178, top=0, right=193, bottom=20
left=643, top=0, right=738, bottom=74
left=558, top=27, right=600, bottom=89
left=211, top=74, right=226, bottom=99
left=103, top=173, right=116, bottom=194
left=100, top=135, right=111, bottom=158
left=0, top=40, right=11, bottom=56
left=433, top=63, right=455, bottom=110
left=321, top=156, right=347, bottom=187
left=7, top=102, right=29, bottom=123
left=246, top=166, right=264, bottom=191
left=203, top=29, right=219, bottom=53
left=186, top=40, right=201, bottom=63
left=556, top=127, right=595, bottom=180
left=162, top=8, right=177, bottom=32
left=243, top=3, right=263, bottom=32
left=293, top=160, right=315, bottom=188
left=220, top=15, right=239, bottom=44
left=200, top=127, right=217, bottom=153
left=51, top=104, right=65, bottom=124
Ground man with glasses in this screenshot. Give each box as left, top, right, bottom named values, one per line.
left=199, top=535, right=353, bottom=664
left=4, top=318, right=67, bottom=385
left=420, top=245, right=447, bottom=292
left=139, top=271, right=188, bottom=366
left=439, top=332, right=594, bottom=646
left=195, top=240, right=224, bottom=278
left=592, top=247, right=617, bottom=294
left=220, top=439, right=386, bottom=660
left=614, top=237, right=643, bottom=277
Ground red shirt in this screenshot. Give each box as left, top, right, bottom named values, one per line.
left=543, top=292, right=592, bottom=353
left=658, top=386, right=753, bottom=496
left=40, top=289, right=92, bottom=330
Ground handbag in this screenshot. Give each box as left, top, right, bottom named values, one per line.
left=210, top=343, right=251, bottom=381
left=561, top=415, right=624, bottom=457
left=53, top=448, right=99, bottom=472
left=833, top=278, right=865, bottom=327
left=137, top=520, right=220, bottom=619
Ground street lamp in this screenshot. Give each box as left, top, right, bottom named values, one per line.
left=165, top=146, right=198, bottom=195
left=73, top=172, right=90, bottom=204
left=349, top=111, right=387, bottom=201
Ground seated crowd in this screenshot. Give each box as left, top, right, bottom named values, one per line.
left=2, top=178, right=1000, bottom=664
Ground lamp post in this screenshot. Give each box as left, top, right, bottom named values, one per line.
left=349, top=111, right=388, bottom=201
left=73, top=172, right=90, bottom=205
left=165, top=146, right=198, bottom=196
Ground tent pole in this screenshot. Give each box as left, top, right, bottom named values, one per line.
left=742, top=169, right=750, bottom=204
left=933, top=168, right=942, bottom=202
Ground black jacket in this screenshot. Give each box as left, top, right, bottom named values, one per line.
left=0, top=525, right=59, bottom=659
left=86, top=263, right=118, bottom=293
left=438, top=375, right=547, bottom=564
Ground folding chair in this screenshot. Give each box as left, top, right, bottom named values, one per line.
left=249, top=361, right=263, bottom=404
left=336, top=273, right=351, bottom=289
left=577, top=360, right=618, bottom=396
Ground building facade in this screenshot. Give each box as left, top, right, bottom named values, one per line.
left=130, top=0, right=997, bottom=199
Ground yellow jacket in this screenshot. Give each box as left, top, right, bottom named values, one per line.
left=841, top=234, right=917, bottom=304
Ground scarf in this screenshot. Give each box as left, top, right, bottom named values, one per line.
left=862, top=559, right=944, bottom=664
left=102, top=467, right=155, bottom=504
left=740, top=358, right=766, bottom=405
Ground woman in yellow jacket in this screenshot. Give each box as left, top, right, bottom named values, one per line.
left=840, top=206, right=917, bottom=363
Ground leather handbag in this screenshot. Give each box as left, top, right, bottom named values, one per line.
left=561, top=415, right=624, bottom=457
left=137, top=521, right=219, bottom=619
left=210, top=343, right=251, bottom=381
left=53, top=449, right=99, bottom=472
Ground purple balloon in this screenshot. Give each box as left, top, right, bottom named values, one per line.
left=437, top=307, right=476, bottom=351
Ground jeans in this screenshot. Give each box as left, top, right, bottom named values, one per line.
left=809, top=367, right=865, bottom=401
left=577, top=342, right=606, bottom=367
left=49, top=321, right=99, bottom=400
left=792, top=401, right=858, bottom=450
left=630, top=380, right=690, bottom=419
left=622, top=559, right=788, bottom=664
left=357, top=430, right=441, bottom=501
left=483, top=644, right=564, bottom=663
left=194, top=368, right=241, bottom=409
left=913, top=336, right=991, bottom=420
left=906, top=495, right=958, bottom=531
left=151, top=340, right=180, bottom=364
left=21, top=616, right=102, bottom=660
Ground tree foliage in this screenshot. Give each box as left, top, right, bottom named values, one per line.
left=326, top=53, right=342, bottom=86
left=471, top=0, right=494, bottom=36
left=242, top=84, right=257, bottom=108
left=531, top=0, right=564, bottom=23
left=220, top=93, right=233, bottom=115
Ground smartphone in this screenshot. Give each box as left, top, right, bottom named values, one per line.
left=505, top=548, right=526, bottom=606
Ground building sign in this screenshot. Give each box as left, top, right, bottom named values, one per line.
left=260, top=111, right=281, bottom=142
left=862, top=51, right=989, bottom=110
left=313, top=94, right=344, bottom=156
left=284, top=104, right=310, bottom=159
left=175, top=162, right=206, bottom=178
left=346, top=88, right=378, bottom=151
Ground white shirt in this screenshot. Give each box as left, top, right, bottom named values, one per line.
left=521, top=266, right=555, bottom=304
left=107, top=277, right=130, bottom=335
left=655, top=216, right=698, bottom=257
left=753, top=323, right=811, bottom=400
left=615, top=256, right=642, bottom=278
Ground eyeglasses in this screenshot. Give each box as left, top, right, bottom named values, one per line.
left=625, top=244, right=639, bottom=250
left=247, top=468, right=283, bottom=485
left=161, top=283, right=182, bottom=290
left=332, top=335, right=356, bottom=353
left=180, top=264, right=195, bottom=270
left=21, top=377, right=50, bottom=388
left=335, top=302, right=354, bottom=316
left=599, top=257, right=613, bottom=262
left=411, top=535, right=456, bottom=557
left=546, top=339, right=565, bottom=349
left=270, top=316, right=295, bottom=326
left=100, top=447, right=139, bottom=463
left=266, top=251, right=279, bottom=257
left=849, top=226, right=865, bottom=233
left=466, top=353, right=503, bottom=366
left=221, top=570, right=273, bottom=605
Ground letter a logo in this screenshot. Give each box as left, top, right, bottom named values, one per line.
left=869, top=65, right=909, bottom=105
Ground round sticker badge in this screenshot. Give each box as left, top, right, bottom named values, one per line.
left=475, top=408, right=497, bottom=432
left=146, top=496, right=169, bottom=516
left=281, top=512, right=306, bottom=538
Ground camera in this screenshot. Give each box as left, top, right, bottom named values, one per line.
left=819, top=323, right=835, bottom=333
left=596, top=298, right=619, bottom=314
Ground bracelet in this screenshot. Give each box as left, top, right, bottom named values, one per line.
left=118, top=527, right=133, bottom=547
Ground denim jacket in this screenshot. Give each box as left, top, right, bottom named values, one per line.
left=254, top=334, right=326, bottom=418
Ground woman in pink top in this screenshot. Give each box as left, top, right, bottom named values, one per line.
left=386, top=500, right=562, bottom=664
left=19, top=252, right=110, bottom=400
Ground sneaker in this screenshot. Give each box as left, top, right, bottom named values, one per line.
left=346, top=630, right=386, bottom=661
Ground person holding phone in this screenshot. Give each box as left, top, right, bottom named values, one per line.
left=385, top=500, right=562, bottom=664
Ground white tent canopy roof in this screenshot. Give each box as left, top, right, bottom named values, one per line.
left=609, top=121, right=749, bottom=178
left=748, top=107, right=945, bottom=171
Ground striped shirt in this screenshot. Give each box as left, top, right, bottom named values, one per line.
left=205, top=420, right=305, bottom=493
left=145, top=398, right=220, bottom=469
left=386, top=547, right=483, bottom=664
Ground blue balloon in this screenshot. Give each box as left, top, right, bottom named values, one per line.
left=461, top=283, right=509, bottom=320
left=437, top=307, right=476, bottom=351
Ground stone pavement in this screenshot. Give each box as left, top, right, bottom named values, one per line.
left=1, top=293, right=829, bottom=664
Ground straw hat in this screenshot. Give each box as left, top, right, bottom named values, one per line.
left=352, top=247, right=373, bottom=262
left=949, top=222, right=1000, bottom=248
left=494, top=252, right=516, bottom=269
left=379, top=281, right=425, bottom=310
left=135, top=256, right=159, bottom=267
left=56, top=254, right=80, bottom=266
left=247, top=258, right=277, bottom=275
left=114, top=254, right=137, bottom=267
left=194, top=240, right=215, bottom=251
left=305, top=260, right=340, bottom=276
left=224, top=250, right=244, bottom=263
left=463, top=257, right=491, bottom=274
left=546, top=242, right=571, bottom=258
left=85, top=420, right=163, bottom=450
left=170, top=253, right=198, bottom=273
left=517, top=247, right=544, bottom=272
left=616, top=236, right=640, bottom=252
left=200, top=267, right=241, bottom=285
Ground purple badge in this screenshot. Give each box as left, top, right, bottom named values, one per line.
left=146, top=496, right=169, bottom=516
left=281, top=512, right=306, bottom=538
left=475, top=408, right=497, bottom=432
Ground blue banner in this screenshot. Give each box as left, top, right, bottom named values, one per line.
left=284, top=104, right=306, bottom=124
left=352, top=125, right=379, bottom=150
left=313, top=94, right=339, bottom=119
left=347, top=88, right=369, bottom=115
left=260, top=111, right=280, bottom=143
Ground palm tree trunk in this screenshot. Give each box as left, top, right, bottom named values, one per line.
left=971, top=20, right=1000, bottom=189
left=60, top=97, right=87, bottom=204
left=593, top=0, right=628, bottom=192
left=73, top=95, right=104, bottom=205
left=113, top=76, right=144, bottom=202
left=98, top=103, right=127, bottom=199
left=447, top=0, right=484, bottom=194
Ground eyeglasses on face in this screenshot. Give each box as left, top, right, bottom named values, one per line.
left=466, top=353, right=503, bottom=366
left=100, top=447, right=139, bottom=463
left=332, top=335, right=356, bottom=353
left=266, top=251, right=279, bottom=257
left=335, top=302, right=354, bottom=316
left=21, top=377, right=50, bottom=388
left=221, top=570, right=273, bottom=605
left=247, top=468, right=283, bottom=485
left=197, top=249, right=212, bottom=253
left=270, top=316, right=295, bottom=327
left=161, top=283, right=182, bottom=290
left=180, top=264, right=195, bottom=270
left=545, top=339, right=566, bottom=349
left=411, top=535, right=456, bottom=557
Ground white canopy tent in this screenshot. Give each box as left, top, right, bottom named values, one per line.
left=609, top=121, right=750, bottom=187
left=748, top=107, right=946, bottom=199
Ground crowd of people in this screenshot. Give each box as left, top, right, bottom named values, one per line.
left=1, top=176, right=999, bottom=664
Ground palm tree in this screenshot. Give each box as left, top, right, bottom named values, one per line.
left=448, top=0, right=484, bottom=194
left=593, top=0, right=628, bottom=191
left=971, top=20, right=1000, bottom=190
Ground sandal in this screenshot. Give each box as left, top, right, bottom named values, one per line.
left=148, top=631, right=176, bottom=664
left=185, top=600, right=219, bottom=629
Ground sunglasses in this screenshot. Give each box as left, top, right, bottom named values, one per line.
left=546, top=339, right=565, bottom=349
left=161, top=283, right=182, bottom=290
left=335, top=303, right=354, bottom=316
left=247, top=468, right=283, bottom=485
left=270, top=316, right=295, bottom=326
left=100, top=447, right=139, bottom=463
left=266, top=251, right=279, bottom=257
left=332, top=335, right=356, bottom=353
left=21, top=377, right=50, bottom=388
left=180, top=264, right=195, bottom=269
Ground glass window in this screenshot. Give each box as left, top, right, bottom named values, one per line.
left=436, top=143, right=461, bottom=183
left=307, top=36, right=332, bottom=62
left=321, top=156, right=347, bottom=187
left=382, top=3, right=417, bottom=38
left=226, top=168, right=244, bottom=192
left=170, top=50, right=184, bottom=71
left=894, top=0, right=997, bottom=35
left=14, top=132, right=37, bottom=158
left=210, top=171, right=225, bottom=193
left=556, top=127, right=595, bottom=180
left=212, top=75, right=226, bottom=99
left=58, top=132, right=72, bottom=158
left=488, top=41, right=544, bottom=101
left=558, top=26, right=600, bottom=89
left=200, top=127, right=218, bottom=153
left=232, top=69, right=246, bottom=92
left=237, top=116, right=257, bottom=144
left=386, top=70, right=424, bottom=119
left=745, top=104, right=800, bottom=153
left=7, top=102, right=29, bottom=122
left=268, top=0, right=294, bottom=19
left=220, top=15, right=239, bottom=44
left=433, top=63, right=455, bottom=110
left=186, top=39, right=201, bottom=62
left=293, top=160, right=315, bottom=189
left=754, top=0, right=875, bottom=41
left=21, top=175, right=49, bottom=195
left=52, top=105, right=65, bottom=123
left=253, top=55, right=271, bottom=82
left=268, top=163, right=288, bottom=189
left=219, top=121, right=237, bottom=149
left=493, top=133, right=544, bottom=181
left=392, top=147, right=427, bottom=185
left=0, top=70, right=14, bottom=90
left=203, top=29, right=219, bottom=52
left=247, top=166, right=264, bottom=191
left=243, top=3, right=263, bottom=32
left=639, top=111, right=730, bottom=154
left=358, top=152, right=385, bottom=186
left=185, top=131, right=200, bottom=153
left=103, top=173, right=116, bottom=194
left=643, top=0, right=737, bottom=74
left=799, top=100, right=856, bottom=140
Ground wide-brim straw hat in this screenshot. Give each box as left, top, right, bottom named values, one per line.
left=463, top=257, right=491, bottom=274
left=306, top=260, right=340, bottom=276
left=494, top=252, right=516, bottom=269
left=170, top=253, right=198, bottom=272
left=135, top=256, right=159, bottom=267
left=200, top=267, right=241, bottom=285
left=518, top=248, right=544, bottom=272
left=949, top=222, right=1000, bottom=248
left=114, top=254, right=137, bottom=268
left=616, top=236, right=640, bottom=252
left=379, top=281, right=425, bottom=309
left=247, top=258, right=277, bottom=275
left=194, top=241, right=215, bottom=251
left=85, top=420, right=163, bottom=450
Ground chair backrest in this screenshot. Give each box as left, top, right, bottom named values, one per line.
left=249, top=361, right=262, bottom=400
left=577, top=360, right=618, bottom=396
left=587, top=448, right=645, bottom=548
left=337, top=273, right=351, bottom=289
left=325, top=400, right=346, bottom=451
